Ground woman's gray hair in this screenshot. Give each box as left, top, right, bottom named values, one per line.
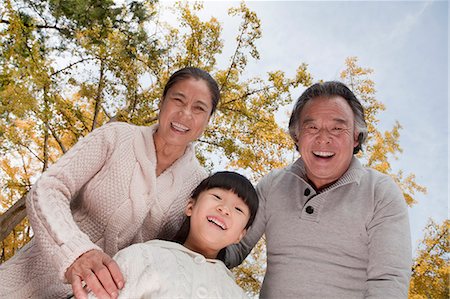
left=288, top=81, right=368, bottom=154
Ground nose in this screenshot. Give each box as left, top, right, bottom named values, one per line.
left=179, top=105, right=193, bottom=118
left=315, top=128, right=331, bottom=144
left=217, top=204, right=230, bottom=216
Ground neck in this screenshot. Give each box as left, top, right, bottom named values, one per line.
left=183, top=238, right=219, bottom=259
left=308, top=178, right=337, bottom=192
left=153, top=131, right=187, bottom=176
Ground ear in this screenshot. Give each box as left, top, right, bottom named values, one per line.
left=353, top=131, right=360, bottom=148
left=207, top=110, right=214, bottom=123
left=158, top=96, right=166, bottom=110
left=234, top=228, right=247, bottom=244
left=185, top=199, right=195, bottom=217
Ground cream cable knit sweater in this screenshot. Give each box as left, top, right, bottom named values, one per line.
left=0, top=122, right=208, bottom=298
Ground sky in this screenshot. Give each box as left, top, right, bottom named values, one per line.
left=158, top=0, right=448, bottom=253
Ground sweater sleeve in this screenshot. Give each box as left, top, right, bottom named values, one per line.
left=365, top=175, right=412, bottom=298
left=223, top=173, right=269, bottom=268
left=26, top=123, right=133, bottom=282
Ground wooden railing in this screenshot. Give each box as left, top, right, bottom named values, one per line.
left=0, top=195, right=27, bottom=243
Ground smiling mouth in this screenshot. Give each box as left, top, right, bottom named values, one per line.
left=313, top=151, right=335, bottom=158
left=171, top=122, right=189, bottom=132
left=207, top=216, right=226, bottom=230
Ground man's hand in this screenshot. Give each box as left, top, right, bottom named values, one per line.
left=65, top=249, right=125, bottom=299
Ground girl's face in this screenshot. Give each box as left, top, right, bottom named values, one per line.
left=155, top=78, right=213, bottom=148
left=183, top=188, right=250, bottom=259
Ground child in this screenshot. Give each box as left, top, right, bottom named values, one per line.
left=89, top=171, right=258, bottom=298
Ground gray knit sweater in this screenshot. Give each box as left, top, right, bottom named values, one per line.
left=225, top=157, right=412, bottom=298
left=0, top=122, right=208, bottom=298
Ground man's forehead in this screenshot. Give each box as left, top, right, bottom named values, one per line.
left=302, top=96, right=353, bottom=114
left=301, top=117, right=351, bottom=124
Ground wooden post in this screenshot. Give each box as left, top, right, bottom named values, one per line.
left=0, top=195, right=27, bottom=242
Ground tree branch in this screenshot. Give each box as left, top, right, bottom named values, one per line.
left=220, top=20, right=247, bottom=92
left=42, top=90, right=50, bottom=172
left=411, top=227, right=447, bottom=273
left=17, top=142, right=44, bottom=164
left=101, top=104, right=112, bottom=120
left=0, top=19, right=65, bottom=32
left=51, top=58, right=95, bottom=77
left=47, top=123, right=67, bottom=153
left=92, top=59, right=105, bottom=130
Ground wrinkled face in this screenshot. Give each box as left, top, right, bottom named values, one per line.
left=296, top=96, right=358, bottom=189
left=184, top=188, right=250, bottom=258
left=156, top=78, right=212, bottom=148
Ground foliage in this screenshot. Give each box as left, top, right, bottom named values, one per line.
left=232, top=237, right=267, bottom=297
left=409, top=219, right=449, bottom=299
left=1, top=0, right=161, bottom=257
left=340, top=57, right=426, bottom=206
left=0, top=0, right=311, bottom=263
left=0, top=2, right=433, bottom=298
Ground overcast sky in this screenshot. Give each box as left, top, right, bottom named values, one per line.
left=165, top=0, right=449, bottom=253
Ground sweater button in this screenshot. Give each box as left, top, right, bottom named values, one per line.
left=304, top=188, right=311, bottom=196
left=194, top=255, right=206, bottom=264
left=305, top=206, right=314, bottom=214
left=196, top=286, right=208, bottom=298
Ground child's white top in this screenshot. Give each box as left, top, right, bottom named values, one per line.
left=100, top=239, right=249, bottom=299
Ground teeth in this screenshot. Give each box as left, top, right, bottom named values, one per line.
left=313, top=151, right=334, bottom=157
left=171, top=122, right=189, bottom=132
left=207, top=216, right=226, bottom=230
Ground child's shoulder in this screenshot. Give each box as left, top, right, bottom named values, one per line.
left=113, top=240, right=180, bottom=273
left=142, top=239, right=183, bottom=250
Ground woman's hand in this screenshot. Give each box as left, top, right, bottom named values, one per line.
left=65, top=249, right=125, bottom=299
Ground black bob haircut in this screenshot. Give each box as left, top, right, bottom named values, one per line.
left=173, top=171, right=259, bottom=246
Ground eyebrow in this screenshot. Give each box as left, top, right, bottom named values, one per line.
left=170, top=91, right=186, bottom=99
left=332, top=118, right=350, bottom=125
left=302, top=117, right=350, bottom=124
left=196, top=100, right=210, bottom=110
left=301, top=118, right=315, bottom=124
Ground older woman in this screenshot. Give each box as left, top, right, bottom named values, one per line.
left=0, top=67, right=220, bottom=299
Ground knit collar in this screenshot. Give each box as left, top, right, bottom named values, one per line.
left=149, top=240, right=235, bottom=278
left=133, top=123, right=199, bottom=185
left=147, top=239, right=224, bottom=265
left=289, top=156, right=365, bottom=192
left=142, top=123, right=197, bottom=170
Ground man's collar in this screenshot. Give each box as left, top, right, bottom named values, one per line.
left=289, top=156, right=365, bottom=192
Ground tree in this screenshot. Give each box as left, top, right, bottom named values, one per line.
left=232, top=236, right=266, bottom=295
left=0, top=2, right=430, bottom=298
left=0, top=0, right=311, bottom=262
left=340, top=57, right=426, bottom=207
left=409, top=219, right=449, bottom=299
left=1, top=0, right=160, bottom=261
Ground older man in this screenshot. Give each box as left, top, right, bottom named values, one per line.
left=224, top=81, right=412, bottom=298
